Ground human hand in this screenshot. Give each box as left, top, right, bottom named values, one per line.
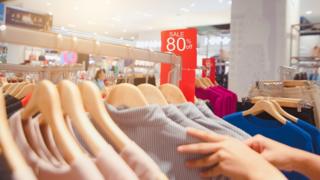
left=245, top=135, right=307, bottom=172
left=177, top=128, right=286, bottom=180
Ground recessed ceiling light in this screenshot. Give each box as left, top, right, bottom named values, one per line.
left=130, top=36, right=135, bottom=40
left=48, top=12, right=53, bottom=15
left=190, top=2, right=196, bottom=7
left=73, top=6, right=79, bottom=11
left=228, top=0, right=232, bottom=5
left=104, top=31, right=109, bottom=35
left=306, top=10, right=313, bottom=15
left=73, top=36, right=78, bottom=41
left=46, top=2, right=52, bottom=6
left=0, top=25, right=7, bottom=31
left=219, top=0, right=223, bottom=3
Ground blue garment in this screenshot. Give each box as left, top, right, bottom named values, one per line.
left=296, top=119, right=320, bottom=154
left=224, top=112, right=314, bottom=180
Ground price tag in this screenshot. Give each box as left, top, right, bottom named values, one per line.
left=160, top=28, right=197, bottom=102
left=161, top=28, right=197, bottom=68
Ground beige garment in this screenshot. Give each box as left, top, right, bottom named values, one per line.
left=9, top=110, right=105, bottom=180
left=12, top=168, right=37, bottom=180
left=33, top=116, right=139, bottom=180
left=27, top=117, right=63, bottom=166
left=120, top=142, right=168, bottom=180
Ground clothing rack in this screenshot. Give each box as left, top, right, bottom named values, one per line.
left=0, top=64, right=85, bottom=82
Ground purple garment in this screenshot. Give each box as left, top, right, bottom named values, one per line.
left=195, top=88, right=224, bottom=117
left=213, top=86, right=238, bottom=115
left=208, top=87, right=230, bottom=116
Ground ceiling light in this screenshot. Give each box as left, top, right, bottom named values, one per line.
left=48, top=12, right=53, bottom=16
left=73, top=6, right=79, bottom=11
left=219, top=0, right=223, bottom=3
left=105, top=0, right=111, bottom=4
left=0, top=25, right=7, bottom=31
left=104, top=31, right=109, bottom=35
left=190, top=2, right=196, bottom=7
left=130, top=36, right=135, bottom=40
left=60, top=26, right=65, bottom=31
left=57, top=34, right=63, bottom=39
left=305, top=10, right=313, bottom=15
left=122, top=29, right=127, bottom=33
left=93, top=32, right=97, bottom=36
left=228, top=0, right=232, bottom=5
left=73, top=36, right=78, bottom=41
left=180, top=8, right=190, bottom=13
left=96, top=41, right=101, bottom=45
left=46, top=2, right=52, bottom=6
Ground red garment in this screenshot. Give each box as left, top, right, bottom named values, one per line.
left=21, top=93, right=32, bottom=107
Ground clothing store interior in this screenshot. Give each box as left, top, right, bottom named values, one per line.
left=1, top=0, right=320, bottom=179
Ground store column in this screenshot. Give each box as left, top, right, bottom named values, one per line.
left=229, top=0, right=300, bottom=98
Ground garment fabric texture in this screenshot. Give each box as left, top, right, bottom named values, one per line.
left=176, top=102, right=251, bottom=141
left=106, top=104, right=228, bottom=180
left=65, top=118, right=140, bottom=180
left=195, top=86, right=237, bottom=117
left=296, top=119, right=320, bottom=155
left=195, top=101, right=251, bottom=140
left=9, top=110, right=105, bottom=180
left=224, top=112, right=314, bottom=180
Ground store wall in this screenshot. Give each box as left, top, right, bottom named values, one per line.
left=229, top=0, right=300, bottom=98
left=6, top=43, right=25, bottom=64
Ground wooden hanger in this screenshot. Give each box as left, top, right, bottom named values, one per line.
left=21, top=80, right=83, bottom=163
left=106, top=83, right=148, bottom=108
left=159, top=84, right=187, bottom=104
left=137, top=84, right=168, bottom=105
left=283, top=80, right=310, bottom=87
left=57, top=80, right=107, bottom=156
left=10, top=82, right=29, bottom=97
left=4, top=83, right=20, bottom=95
left=78, top=81, right=133, bottom=151
left=270, top=100, right=298, bottom=123
left=2, top=83, right=11, bottom=92
left=195, top=79, right=207, bottom=89
left=204, top=77, right=215, bottom=87
left=199, top=78, right=210, bottom=88
left=251, top=96, right=302, bottom=108
left=15, top=84, right=35, bottom=100
left=0, top=88, right=35, bottom=177
left=243, top=100, right=287, bottom=124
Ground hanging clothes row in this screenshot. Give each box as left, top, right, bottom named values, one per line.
left=1, top=77, right=255, bottom=180
left=195, top=77, right=237, bottom=118
left=248, top=80, right=320, bottom=128
left=223, top=98, right=320, bottom=180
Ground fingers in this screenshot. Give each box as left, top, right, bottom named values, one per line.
left=200, top=165, right=223, bottom=178
left=177, top=143, right=221, bottom=154
left=185, top=153, right=220, bottom=168
left=186, top=128, right=226, bottom=142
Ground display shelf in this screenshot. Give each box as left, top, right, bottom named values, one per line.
left=291, top=56, right=320, bottom=62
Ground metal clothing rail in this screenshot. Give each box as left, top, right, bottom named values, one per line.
left=0, top=64, right=85, bottom=82
left=0, top=26, right=181, bottom=65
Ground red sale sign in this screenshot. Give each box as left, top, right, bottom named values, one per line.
left=160, top=28, right=197, bottom=102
